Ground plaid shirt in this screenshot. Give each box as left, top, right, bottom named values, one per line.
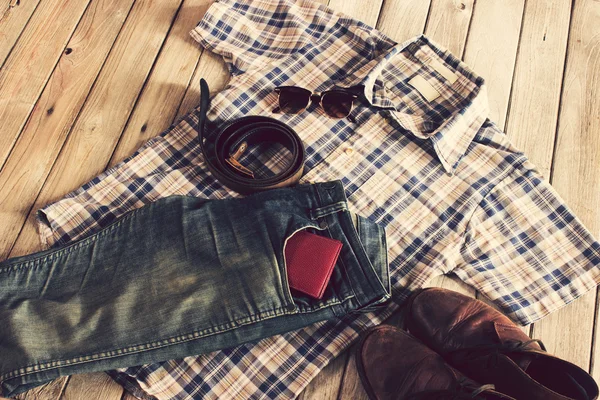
left=36, top=0, right=600, bottom=398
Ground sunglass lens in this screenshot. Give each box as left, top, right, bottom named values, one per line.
left=277, top=87, right=311, bottom=114
left=322, top=92, right=354, bottom=118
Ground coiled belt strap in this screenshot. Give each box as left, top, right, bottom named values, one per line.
left=197, top=78, right=305, bottom=194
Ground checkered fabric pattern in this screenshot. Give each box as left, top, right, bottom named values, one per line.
left=35, top=0, right=600, bottom=398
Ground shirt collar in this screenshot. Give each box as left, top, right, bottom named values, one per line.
left=343, top=35, right=489, bottom=174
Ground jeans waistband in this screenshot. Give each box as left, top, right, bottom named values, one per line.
left=309, top=180, right=390, bottom=312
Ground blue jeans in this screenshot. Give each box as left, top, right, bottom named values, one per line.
left=0, top=180, right=390, bottom=397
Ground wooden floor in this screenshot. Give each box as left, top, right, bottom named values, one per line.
left=1, top=0, right=599, bottom=398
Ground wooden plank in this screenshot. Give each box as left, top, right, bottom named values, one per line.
left=535, top=0, right=600, bottom=374
left=0, top=0, right=92, bottom=172
left=376, top=0, right=430, bottom=42
left=424, top=0, right=473, bottom=57
left=8, top=0, right=185, bottom=258
left=0, top=0, right=135, bottom=261
left=13, top=377, right=69, bottom=400
left=175, top=48, right=230, bottom=120
left=335, top=344, right=370, bottom=400
left=326, top=0, right=382, bottom=25
left=108, top=0, right=214, bottom=168
left=504, top=0, right=572, bottom=178
left=2, top=2, right=592, bottom=400
left=533, top=291, right=597, bottom=371
left=462, top=0, right=524, bottom=129
left=0, top=0, right=41, bottom=66
left=297, top=352, right=349, bottom=400
left=61, top=373, right=123, bottom=400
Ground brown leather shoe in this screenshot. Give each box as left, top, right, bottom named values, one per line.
left=405, top=288, right=599, bottom=400
left=355, top=325, right=515, bottom=399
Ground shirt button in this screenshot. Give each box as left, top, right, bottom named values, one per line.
left=319, top=220, right=328, bottom=229
left=345, top=147, right=354, bottom=155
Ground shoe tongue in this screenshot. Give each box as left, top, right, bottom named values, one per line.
left=493, top=322, right=538, bottom=371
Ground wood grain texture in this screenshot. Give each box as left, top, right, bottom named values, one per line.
left=504, top=0, right=572, bottom=178
left=462, top=0, right=524, bottom=129
left=425, top=0, right=473, bottom=57
left=335, top=346, right=371, bottom=400
left=0, top=0, right=91, bottom=172
left=61, top=373, right=123, bottom=400
left=327, top=0, right=382, bottom=24
left=297, top=352, right=349, bottom=400
left=377, top=0, right=430, bottom=42
left=13, top=377, right=69, bottom=400
left=0, top=0, right=134, bottom=260
left=8, top=1, right=184, bottom=399
left=107, top=0, right=213, bottom=167
left=0, top=0, right=41, bottom=66
left=175, top=48, right=229, bottom=120
left=9, top=0, right=185, bottom=258
left=533, top=0, right=600, bottom=373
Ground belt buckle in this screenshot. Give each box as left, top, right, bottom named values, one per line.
left=226, top=141, right=255, bottom=178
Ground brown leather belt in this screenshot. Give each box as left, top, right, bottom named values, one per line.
left=197, top=78, right=305, bottom=194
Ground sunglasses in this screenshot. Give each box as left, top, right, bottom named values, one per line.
left=273, top=86, right=358, bottom=120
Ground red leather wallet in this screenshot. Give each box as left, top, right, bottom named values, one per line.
left=284, top=230, right=343, bottom=299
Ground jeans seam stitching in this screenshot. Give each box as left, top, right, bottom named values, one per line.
left=295, top=295, right=354, bottom=313
left=0, top=206, right=144, bottom=274
left=1, top=304, right=297, bottom=381
left=326, top=219, right=359, bottom=302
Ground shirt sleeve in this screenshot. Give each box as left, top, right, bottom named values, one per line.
left=189, top=0, right=340, bottom=75
left=452, top=164, right=600, bottom=325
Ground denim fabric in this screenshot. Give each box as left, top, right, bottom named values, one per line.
left=0, top=180, right=390, bottom=397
